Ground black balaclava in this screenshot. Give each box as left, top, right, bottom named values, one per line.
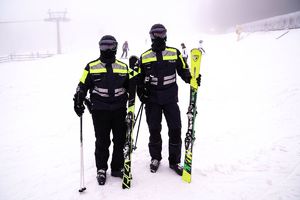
left=151, top=38, right=166, bottom=52
left=149, top=24, right=167, bottom=52
left=99, top=35, right=118, bottom=63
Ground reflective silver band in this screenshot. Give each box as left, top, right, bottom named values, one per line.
left=163, top=74, right=176, bottom=85
left=150, top=76, right=158, bottom=85
left=115, top=88, right=126, bottom=96
left=164, top=74, right=176, bottom=80
left=163, top=79, right=176, bottom=85
left=92, top=87, right=109, bottom=97
left=90, top=62, right=106, bottom=70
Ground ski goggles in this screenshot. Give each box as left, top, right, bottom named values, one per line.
left=149, top=28, right=167, bottom=39
left=99, top=39, right=118, bottom=51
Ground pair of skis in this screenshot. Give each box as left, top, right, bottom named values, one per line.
left=122, top=56, right=139, bottom=189
left=122, top=49, right=202, bottom=188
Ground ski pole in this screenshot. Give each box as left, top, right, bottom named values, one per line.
left=133, top=103, right=144, bottom=150
left=79, top=116, right=87, bottom=193
left=133, top=103, right=144, bottom=127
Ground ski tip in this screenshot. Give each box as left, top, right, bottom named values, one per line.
left=191, top=48, right=202, bottom=54
left=122, top=183, right=131, bottom=189
left=182, top=171, right=191, bottom=183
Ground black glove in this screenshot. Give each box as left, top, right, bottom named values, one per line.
left=196, top=74, right=201, bottom=86
left=137, top=86, right=150, bottom=103
left=73, top=91, right=85, bottom=117
left=74, top=103, right=85, bottom=117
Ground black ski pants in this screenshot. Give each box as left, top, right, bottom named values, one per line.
left=145, top=102, right=182, bottom=165
left=91, top=107, right=126, bottom=172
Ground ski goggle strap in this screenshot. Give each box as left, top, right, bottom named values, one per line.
left=149, top=27, right=167, bottom=39
left=99, top=39, right=118, bottom=51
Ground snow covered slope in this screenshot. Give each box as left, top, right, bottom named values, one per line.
left=0, top=29, right=299, bottom=200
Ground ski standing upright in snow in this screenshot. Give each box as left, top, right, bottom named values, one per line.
left=122, top=56, right=140, bottom=189
left=182, top=48, right=202, bottom=183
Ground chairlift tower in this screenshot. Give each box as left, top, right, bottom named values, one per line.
left=45, top=10, right=70, bottom=54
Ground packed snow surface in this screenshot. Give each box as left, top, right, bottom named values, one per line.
left=0, top=29, right=300, bottom=200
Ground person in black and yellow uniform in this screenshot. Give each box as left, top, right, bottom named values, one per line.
left=137, top=24, right=201, bottom=176
left=73, top=35, right=129, bottom=185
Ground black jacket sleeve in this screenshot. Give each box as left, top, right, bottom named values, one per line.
left=136, top=57, right=145, bottom=100
left=175, top=49, right=191, bottom=84
left=75, top=64, right=91, bottom=99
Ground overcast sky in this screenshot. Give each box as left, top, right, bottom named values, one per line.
left=207, top=0, right=300, bottom=31
left=0, top=0, right=299, bottom=53
left=1, top=0, right=299, bottom=31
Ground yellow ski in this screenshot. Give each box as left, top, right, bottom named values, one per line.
left=182, top=48, right=202, bottom=183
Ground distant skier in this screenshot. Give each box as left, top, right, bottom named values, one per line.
left=121, top=41, right=129, bottom=59
left=73, top=35, right=130, bottom=186
left=181, top=43, right=188, bottom=63
left=235, top=24, right=242, bottom=41
left=198, top=40, right=206, bottom=54
left=137, top=23, right=201, bottom=176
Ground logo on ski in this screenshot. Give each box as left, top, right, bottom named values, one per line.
left=192, top=55, right=200, bottom=62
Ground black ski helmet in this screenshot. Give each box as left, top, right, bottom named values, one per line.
left=99, top=35, right=118, bottom=51
left=149, top=23, right=167, bottom=41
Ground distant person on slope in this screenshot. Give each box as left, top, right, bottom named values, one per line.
left=198, top=40, right=206, bottom=54
left=121, top=41, right=129, bottom=59
left=137, top=23, right=201, bottom=176
left=235, top=25, right=242, bottom=41
left=73, top=35, right=130, bottom=186
left=181, top=43, right=188, bottom=63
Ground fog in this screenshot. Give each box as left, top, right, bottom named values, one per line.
left=0, top=0, right=299, bottom=54
left=208, top=0, right=300, bottom=31
left=0, top=0, right=201, bottom=54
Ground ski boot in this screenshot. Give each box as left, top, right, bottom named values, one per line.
left=111, top=169, right=124, bottom=179
left=169, top=163, right=183, bottom=176
left=150, top=159, right=160, bottom=173
left=97, top=169, right=106, bottom=185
